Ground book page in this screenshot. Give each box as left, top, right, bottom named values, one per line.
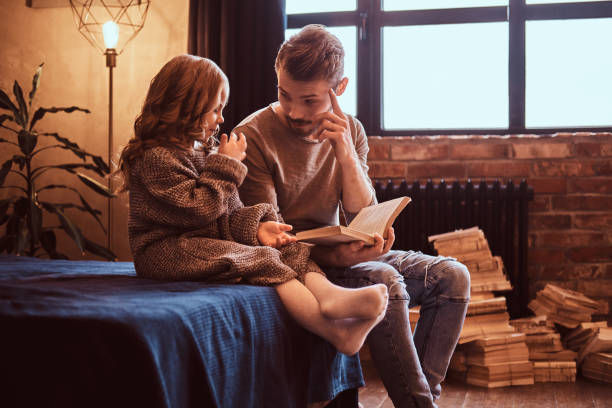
left=348, top=196, right=411, bottom=237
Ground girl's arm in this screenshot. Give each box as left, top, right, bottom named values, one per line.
left=140, top=148, right=246, bottom=229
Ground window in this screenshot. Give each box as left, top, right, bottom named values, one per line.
left=286, top=0, right=612, bottom=135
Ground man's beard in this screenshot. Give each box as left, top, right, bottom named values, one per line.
left=286, top=116, right=317, bottom=136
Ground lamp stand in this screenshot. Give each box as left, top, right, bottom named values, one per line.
left=105, top=48, right=117, bottom=252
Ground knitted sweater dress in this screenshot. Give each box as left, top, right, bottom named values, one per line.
left=128, top=145, right=323, bottom=285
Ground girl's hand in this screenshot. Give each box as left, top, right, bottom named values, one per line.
left=257, top=221, right=297, bottom=249
left=218, top=132, right=247, bottom=161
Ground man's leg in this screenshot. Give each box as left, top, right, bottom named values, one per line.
left=378, top=250, right=470, bottom=400
left=326, top=261, right=436, bottom=408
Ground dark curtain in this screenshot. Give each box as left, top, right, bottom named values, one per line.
left=188, top=0, right=286, bottom=132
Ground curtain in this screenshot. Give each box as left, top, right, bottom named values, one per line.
left=188, top=0, right=286, bottom=132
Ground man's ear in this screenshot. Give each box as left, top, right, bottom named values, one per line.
left=334, top=77, right=349, bottom=96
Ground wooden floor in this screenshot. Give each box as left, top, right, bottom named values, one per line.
left=358, top=361, right=612, bottom=408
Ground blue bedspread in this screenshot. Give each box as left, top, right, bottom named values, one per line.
left=0, top=255, right=363, bottom=408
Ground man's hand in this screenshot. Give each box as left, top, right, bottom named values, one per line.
left=311, top=227, right=395, bottom=267
left=257, top=221, right=297, bottom=249
left=313, top=89, right=358, bottom=166
left=218, top=132, right=247, bottom=161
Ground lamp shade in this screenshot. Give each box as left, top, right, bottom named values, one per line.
left=69, top=0, right=150, bottom=54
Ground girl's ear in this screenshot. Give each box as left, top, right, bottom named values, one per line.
left=334, top=77, right=349, bottom=96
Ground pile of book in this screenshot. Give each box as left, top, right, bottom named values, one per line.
left=563, top=321, right=608, bottom=353
left=510, top=315, right=577, bottom=382
left=429, top=227, right=511, bottom=293
left=533, top=361, right=576, bottom=383
left=461, top=333, right=533, bottom=387
left=521, top=285, right=611, bottom=384
left=430, top=228, right=532, bottom=388
left=582, top=353, right=612, bottom=384
left=528, top=284, right=600, bottom=328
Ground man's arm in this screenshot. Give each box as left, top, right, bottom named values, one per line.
left=315, top=89, right=374, bottom=214
left=311, top=90, right=393, bottom=267
left=308, top=227, right=394, bottom=267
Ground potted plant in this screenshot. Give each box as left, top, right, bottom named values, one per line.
left=0, top=63, right=116, bottom=260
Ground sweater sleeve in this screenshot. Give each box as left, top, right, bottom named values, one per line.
left=139, top=148, right=247, bottom=229
left=236, top=124, right=280, bottom=213
left=227, top=203, right=279, bottom=246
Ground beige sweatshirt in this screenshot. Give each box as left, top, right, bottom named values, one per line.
left=235, top=104, right=376, bottom=233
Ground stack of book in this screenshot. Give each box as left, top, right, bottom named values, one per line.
left=462, top=333, right=533, bottom=387
left=429, top=228, right=532, bottom=388
left=577, top=327, right=612, bottom=363
left=428, top=227, right=511, bottom=292
left=527, top=284, right=600, bottom=328
left=563, top=321, right=608, bottom=352
left=575, top=326, right=612, bottom=384
left=510, top=315, right=572, bottom=360
left=533, top=361, right=576, bottom=383
left=510, top=315, right=577, bottom=382
left=582, top=352, right=612, bottom=384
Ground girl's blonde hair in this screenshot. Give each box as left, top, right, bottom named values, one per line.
left=117, top=54, right=228, bottom=191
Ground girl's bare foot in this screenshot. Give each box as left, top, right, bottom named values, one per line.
left=330, top=306, right=387, bottom=356
left=320, top=283, right=388, bottom=320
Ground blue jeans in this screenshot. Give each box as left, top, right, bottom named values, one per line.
left=326, top=250, right=470, bottom=408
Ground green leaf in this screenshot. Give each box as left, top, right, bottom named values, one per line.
left=36, top=184, right=105, bottom=232
left=13, top=80, right=28, bottom=127
left=16, top=218, right=29, bottom=255
left=18, top=129, right=37, bottom=156
left=0, top=89, right=19, bottom=116
left=0, top=198, right=15, bottom=220
left=52, top=163, right=105, bottom=177
left=29, top=192, right=42, bottom=244
left=83, top=238, right=117, bottom=261
left=13, top=197, right=28, bottom=217
left=77, top=173, right=115, bottom=198
left=92, top=155, right=110, bottom=174
left=29, top=106, right=90, bottom=131
left=78, top=194, right=105, bottom=232
left=12, top=155, right=26, bottom=170
left=29, top=63, right=44, bottom=104
left=0, top=114, right=13, bottom=126
left=40, top=229, right=57, bottom=256
left=39, top=132, right=86, bottom=160
left=0, top=159, right=13, bottom=186
left=4, top=215, right=19, bottom=253
left=42, top=202, right=84, bottom=253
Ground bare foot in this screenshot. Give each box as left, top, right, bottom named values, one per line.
left=331, top=305, right=387, bottom=356
left=320, top=284, right=388, bottom=320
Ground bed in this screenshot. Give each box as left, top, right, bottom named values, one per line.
left=0, top=255, right=364, bottom=407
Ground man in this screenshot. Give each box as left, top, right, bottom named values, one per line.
left=235, top=24, right=470, bottom=407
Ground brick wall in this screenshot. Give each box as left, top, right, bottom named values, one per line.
left=367, top=132, right=612, bottom=318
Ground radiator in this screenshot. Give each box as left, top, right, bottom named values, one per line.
left=373, top=179, right=534, bottom=317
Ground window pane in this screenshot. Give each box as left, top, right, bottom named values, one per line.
left=285, top=27, right=357, bottom=116
left=383, top=0, right=507, bottom=11
left=526, top=18, right=612, bottom=128
left=286, top=0, right=356, bottom=14
left=383, top=23, right=508, bottom=130
left=527, top=0, right=607, bottom=3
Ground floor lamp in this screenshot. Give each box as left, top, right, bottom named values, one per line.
left=69, top=0, right=150, bottom=252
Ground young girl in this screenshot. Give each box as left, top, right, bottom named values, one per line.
left=118, top=54, right=387, bottom=356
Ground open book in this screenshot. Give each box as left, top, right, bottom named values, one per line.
left=295, top=196, right=411, bottom=246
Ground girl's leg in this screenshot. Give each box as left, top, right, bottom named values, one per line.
left=304, top=272, right=388, bottom=320
left=275, top=279, right=385, bottom=356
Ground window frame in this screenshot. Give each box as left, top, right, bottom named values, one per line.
left=287, top=0, right=612, bottom=136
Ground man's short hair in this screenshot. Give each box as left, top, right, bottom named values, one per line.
left=275, top=24, right=345, bottom=85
